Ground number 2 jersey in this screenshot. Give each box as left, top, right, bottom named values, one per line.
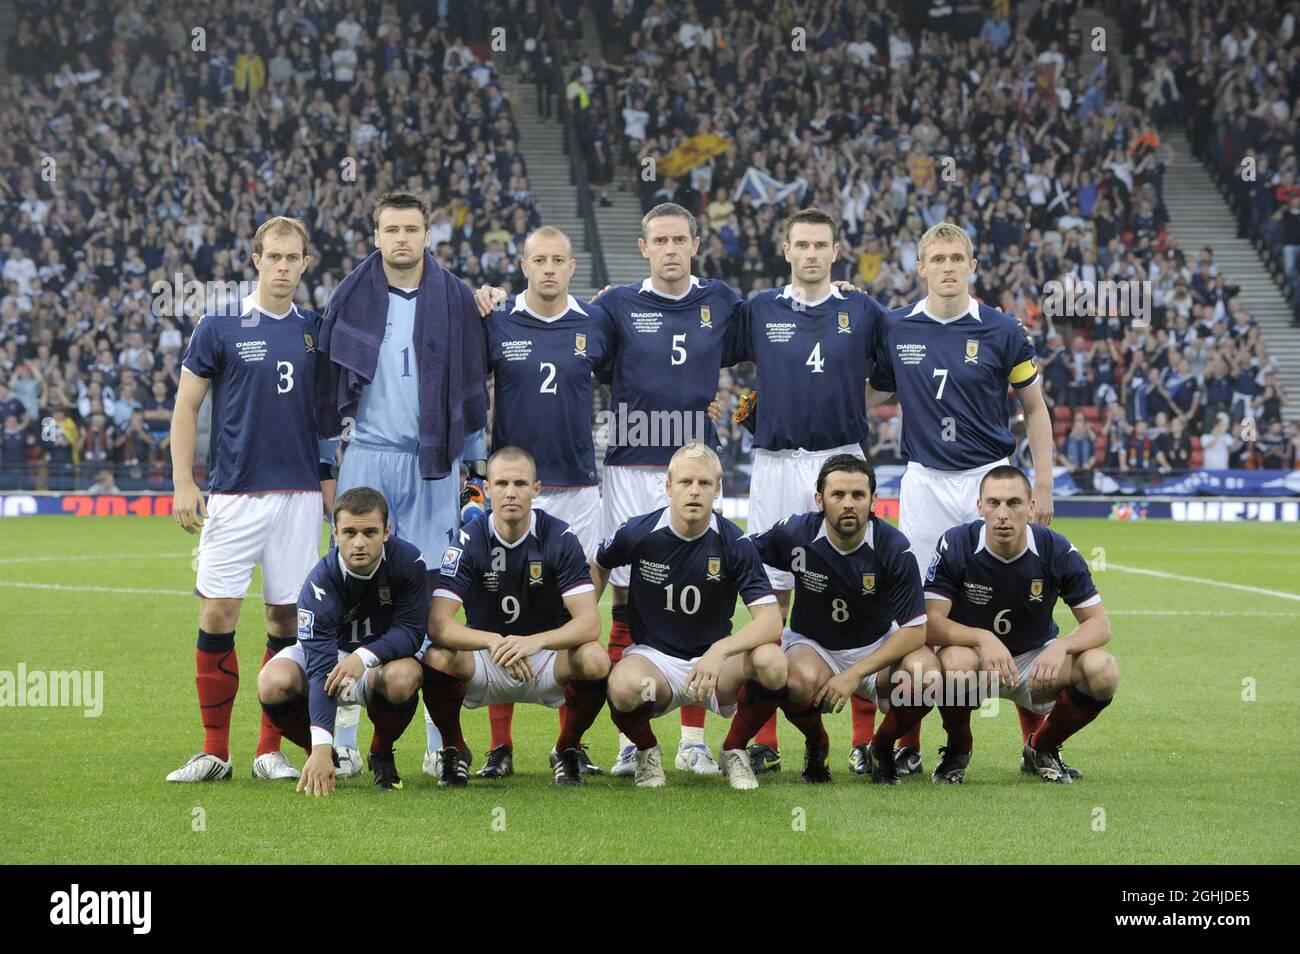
left=181, top=300, right=322, bottom=494
left=923, top=520, right=1101, bottom=655
left=296, top=535, right=430, bottom=740
left=750, top=511, right=926, bottom=650
left=869, top=297, right=1038, bottom=471
left=434, top=509, right=595, bottom=635
left=596, top=508, right=775, bottom=659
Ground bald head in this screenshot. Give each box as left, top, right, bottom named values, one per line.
left=521, top=226, right=576, bottom=304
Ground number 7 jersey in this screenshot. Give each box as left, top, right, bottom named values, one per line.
left=869, top=297, right=1039, bottom=471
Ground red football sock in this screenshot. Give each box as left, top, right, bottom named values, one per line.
left=421, top=665, right=468, bottom=753
left=556, top=678, right=608, bottom=752
left=488, top=704, right=514, bottom=749
left=850, top=696, right=877, bottom=745
left=1031, top=687, right=1110, bottom=750
left=938, top=704, right=976, bottom=753
left=195, top=630, right=238, bottom=762
left=1016, top=704, right=1045, bottom=743
left=723, top=681, right=783, bottom=751
left=260, top=697, right=311, bottom=752
left=779, top=698, right=828, bottom=748
left=873, top=702, right=932, bottom=754
left=896, top=720, right=922, bottom=751
left=608, top=610, right=631, bottom=664
left=255, top=635, right=296, bottom=757
left=609, top=701, right=657, bottom=750
left=753, top=712, right=779, bottom=749
left=368, top=691, right=419, bottom=753
left=680, top=704, right=706, bottom=729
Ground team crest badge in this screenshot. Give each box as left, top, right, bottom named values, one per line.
left=837, top=312, right=851, bottom=334
left=700, top=306, right=712, bottom=328
left=574, top=333, right=587, bottom=356
left=304, top=332, right=316, bottom=352
left=1029, top=578, right=1044, bottom=601
left=529, top=561, right=544, bottom=584
left=862, top=573, right=876, bottom=594
left=965, top=339, right=980, bottom=364
left=707, top=556, right=722, bottom=580
left=378, top=586, right=391, bottom=604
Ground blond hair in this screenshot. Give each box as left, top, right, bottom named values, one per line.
left=667, top=442, right=722, bottom=482
left=917, top=222, right=973, bottom=264
left=252, top=216, right=310, bottom=257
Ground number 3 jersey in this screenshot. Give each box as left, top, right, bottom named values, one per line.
left=750, top=511, right=926, bottom=650
left=596, top=508, right=775, bottom=659
left=181, top=300, right=322, bottom=494
left=923, top=520, right=1101, bottom=655
left=434, top=509, right=595, bottom=635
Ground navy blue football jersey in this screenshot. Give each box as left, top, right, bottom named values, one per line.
left=182, top=300, right=322, bottom=494
left=598, top=277, right=742, bottom=466
left=434, top=508, right=595, bottom=636
left=726, top=286, right=885, bottom=451
left=924, top=520, right=1100, bottom=655
left=751, top=511, right=926, bottom=650
left=296, top=535, right=429, bottom=740
left=596, top=508, right=775, bottom=659
left=486, top=294, right=615, bottom=487
left=869, top=298, right=1039, bottom=470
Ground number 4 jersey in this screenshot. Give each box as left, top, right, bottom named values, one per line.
left=181, top=300, right=322, bottom=494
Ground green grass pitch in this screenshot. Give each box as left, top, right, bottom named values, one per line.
left=1, top=515, right=1296, bottom=864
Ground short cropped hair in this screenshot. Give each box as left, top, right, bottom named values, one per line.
left=373, top=190, right=430, bottom=230
left=917, top=222, right=974, bottom=263
left=333, top=486, right=389, bottom=526
left=641, top=202, right=699, bottom=240
left=667, top=441, right=722, bottom=482
left=816, top=454, right=876, bottom=496
left=978, top=464, right=1032, bottom=497
left=252, top=216, right=309, bottom=257
left=784, top=207, right=838, bottom=243
left=488, top=446, right=537, bottom=481
left=522, top=226, right=573, bottom=258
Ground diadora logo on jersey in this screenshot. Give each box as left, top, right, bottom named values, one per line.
left=297, top=609, right=315, bottom=640
left=837, top=312, right=851, bottom=334
left=896, top=342, right=926, bottom=365
left=378, top=586, right=391, bottom=604
left=964, top=339, right=980, bottom=364
left=440, top=546, right=463, bottom=576
left=309, top=581, right=326, bottom=602
left=234, top=339, right=269, bottom=363
left=963, top=581, right=994, bottom=606
left=500, top=339, right=533, bottom=362
left=574, top=333, right=587, bottom=356
left=1029, top=578, right=1044, bottom=602
left=700, top=306, right=712, bottom=328
left=707, top=556, right=721, bottom=581
left=862, top=573, right=876, bottom=594
left=631, top=314, right=663, bottom=334
left=528, top=561, right=544, bottom=584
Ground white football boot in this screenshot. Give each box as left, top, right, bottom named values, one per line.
left=252, top=751, right=300, bottom=780
left=610, top=742, right=638, bottom=777
left=422, top=749, right=444, bottom=778
left=333, top=746, right=363, bottom=779
left=675, top=740, right=722, bottom=775
left=633, top=745, right=666, bottom=788
left=166, top=752, right=233, bottom=782
left=720, top=749, right=759, bottom=790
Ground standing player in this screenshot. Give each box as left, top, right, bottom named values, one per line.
left=422, top=447, right=610, bottom=786
left=924, top=466, right=1119, bottom=783
left=313, top=191, right=491, bottom=770
left=750, top=455, right=937, bottom=784
left=258, top=487, right=427, bottom=793
left=167, top=215, right=323, bottom=783
left=597, top=443, right=786, bottom=789
left=868, top=222, right=1057, bottom=776
left=473, top=226, right=615, bottom=778
left=726, top=208, right=888, bottom=774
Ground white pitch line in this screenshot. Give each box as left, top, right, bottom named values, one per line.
left=0, top=580, right=191, bottom=597
left=1103, top=609, right=1294, bottom=618
left=0, top=552, right=191, bottom=566
left=1106, top=562, right=1300, bottom=603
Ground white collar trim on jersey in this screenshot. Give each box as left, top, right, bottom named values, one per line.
left=975, top=524, right=1038, bottom=563
left=639, top=275, right=701, bottom=300
left=490, top=510, right=539, bottom=548
left=655, top=506, right=715, bottom=541
left=908, top=296, right=980, bottom=324
left=778, top=284, right=845, bottom=308
left=511, top=293, right=587, bottom=322
left=814, top=517, right=873, bottom=554
left=241, top=292, right=298, bottom=322
left=339, top=548, right=385, bottom=580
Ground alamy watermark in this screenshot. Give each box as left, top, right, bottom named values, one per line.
left=596, top=403, right=711, bottom=450
left=0, top=663, right=103, bottom=717
left=151, top=273, right=258, bottom=320
left=1042, top=279, right=1151, bottom=328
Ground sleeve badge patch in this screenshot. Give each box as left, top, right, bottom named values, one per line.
left=440, top=546, right=463, bottom=576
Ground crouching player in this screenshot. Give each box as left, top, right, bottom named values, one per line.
left=751, top=455, right=937, bottom=784
left=924, top=465, right=1119, bottom=784
left=597, top=443, right=785, bottom=790
left=257, top=487, right=427, bottom=795
left=422, top=447, right=610, bottom=787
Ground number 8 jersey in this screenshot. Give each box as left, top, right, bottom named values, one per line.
left=181, top=300, right=322, bottom=494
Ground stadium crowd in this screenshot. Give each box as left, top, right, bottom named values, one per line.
left=0, top=0, right=1296, bottom=494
